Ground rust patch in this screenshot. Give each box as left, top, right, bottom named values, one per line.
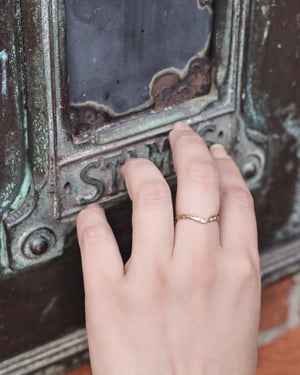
left=69, top=57, right=212, bottom=136
left=151, top=58, right=211, bottom=111
left=69, top=107, right=112, bottom=136
left=198, top=0, right=213, bottom=7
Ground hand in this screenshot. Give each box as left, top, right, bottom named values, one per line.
left=76, top=122, right=261, bottom=375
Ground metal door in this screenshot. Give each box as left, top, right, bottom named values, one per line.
left=0, top=0, right=300, bottom=373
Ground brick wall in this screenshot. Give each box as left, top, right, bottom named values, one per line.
left=66, top=275, right=300, bottom=375
left=258, top=274, right=300, bottom=374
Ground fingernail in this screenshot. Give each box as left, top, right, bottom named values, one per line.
left=211, top=143, right=225, bottom=149
left=210, top=144, right=230, bottom=159
left=172, top=122, right=191, bottom=131
left=84, top=203, right=100, bottom=210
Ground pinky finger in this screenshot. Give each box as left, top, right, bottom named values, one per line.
left=210, top=145, right=258, bottom=257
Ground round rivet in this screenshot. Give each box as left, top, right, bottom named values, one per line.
left=22, top=228, right=56, bottom=259
left=29, top=236, right=49, bottom=256
left=242, top=162, right=258, bottom=180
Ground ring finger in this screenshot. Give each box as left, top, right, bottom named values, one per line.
left=169, top=123, right=221, bottom=257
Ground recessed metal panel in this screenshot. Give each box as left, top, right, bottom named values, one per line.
left=66, top=0, right=212, bottom=115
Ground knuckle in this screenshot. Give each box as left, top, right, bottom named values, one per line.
left=136, top=180, right=170, bottom=208
left=199, top=266, right=217, bottom=288
left=77, top=205, right=101, bottom=220
left=175, top=132, right=196, bottom=143
left=80, top=224, right=110, bottom=249
left=130, top=270, right=168, bottom=306
left=226, top=186, right=254, bottom=209
left=174, top=256, right=218, bottom=291
left=185, top=160, right=218, bottom=186
left=173, top=133, right=201, bottom=151
left=123, top=158, right=152, bottom=172
left=232, top=257, right=260, bottom=287
left=148, top=272, right=168, bottom=299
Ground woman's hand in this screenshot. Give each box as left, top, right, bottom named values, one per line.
left=76, top=122, right=261, bottom=375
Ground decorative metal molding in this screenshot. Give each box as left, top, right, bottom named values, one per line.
left=0, top=329, right=89, bottom=375
left=0, top=0, right=267, bottom=276
left=0, top=0, right=248, bottom=276
left=4, top=0, right=300, bottom=373
left=261, top=237, right=300, bottom=287
left=57, top=118, right=230, bottom=219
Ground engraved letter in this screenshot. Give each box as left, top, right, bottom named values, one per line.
left=146, top=138, right=172, bottom=176
left=79, top=161, right=104, bottom=204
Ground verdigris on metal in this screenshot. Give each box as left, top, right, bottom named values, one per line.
left=0, top=0, right=268, bottom=279
left=0, top=0, right=27, bottom=217
left=242, top=0, right=300, bottom=249
left=5, top=0, right=297, bottom=373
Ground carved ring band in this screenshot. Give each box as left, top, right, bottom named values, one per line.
left=175, top=214, right=220, bottom=224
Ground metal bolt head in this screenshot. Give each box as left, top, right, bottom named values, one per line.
left=22, top=228, right=56, bottom=259
left=29, top=236, right=49, bottom=256
left=242, top=162, right=258, bottom=180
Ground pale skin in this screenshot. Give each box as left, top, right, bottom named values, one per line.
left=76, top=122, right=261, bottom=375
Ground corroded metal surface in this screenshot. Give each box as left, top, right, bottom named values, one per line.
left=198, top=0, right=213, bottom=6
left=1, top=0, right=300, bottom=373
left=0, top=0, right=264, bottom=284
left=58, top=119, right=230, bottom=218
left=151, top=57, right=211, bottom=111
left=65, top=0, right=212, bottom=116
left=242, top=0, right=300, bottom=248
left=0, top=1, right=27, bottom=218
left=69, top=57, right=212, bottom=136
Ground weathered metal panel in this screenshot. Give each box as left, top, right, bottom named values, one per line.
left=243, top=0, right=300, bottom=250
left=0, top=1, right=27, bottom=218
left=0, top=0, right=300, bottom=373
left=66, top=0, right=212, bottom=115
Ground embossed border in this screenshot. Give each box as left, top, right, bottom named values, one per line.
left=2, top=0, right=252, bottom=275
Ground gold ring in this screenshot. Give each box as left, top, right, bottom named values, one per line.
left=175, top=214, right=220, bottom=224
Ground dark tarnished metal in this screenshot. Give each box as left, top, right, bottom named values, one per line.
left=198, top=0, right=213, bottom=6
left=65, top=0, right=213, bottom=138
left=29, top=236, right=49, bottom=256
left=0, top=1, right=27, bottom=218
left=242, top=0, right=300, bottom=248
left=69, top=57, right=212, bottom=136
left=65, top=0, right=212, bottom=117
left=58, top=119, right=230, bottom=219
left=151, top=58, right=211, bottom=111
left=1, top=0, right=300, bottom=373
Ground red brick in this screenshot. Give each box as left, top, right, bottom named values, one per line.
left=258, top=326, right=300, bottom=375
left=259, top=277, right=293, bottom=331
left=65, top=364, right=92, bottom=375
